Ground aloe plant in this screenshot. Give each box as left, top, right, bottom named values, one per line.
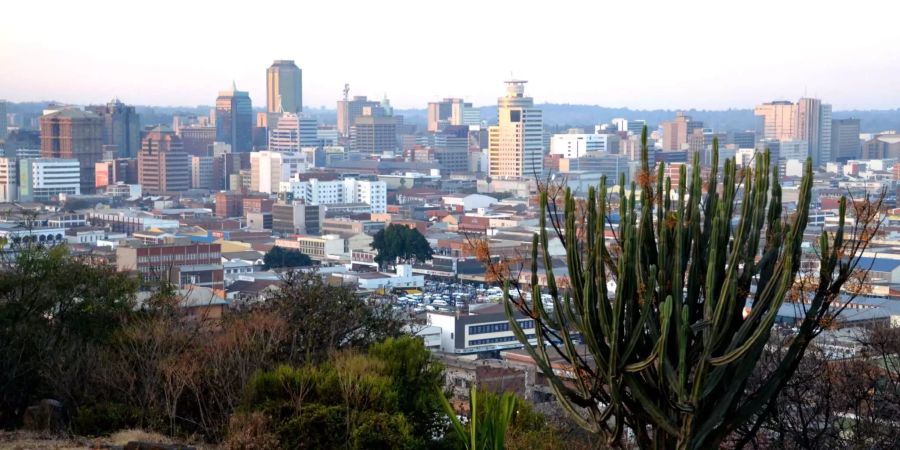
left=501, top=127, right=881, bottom=449
left=440, top=384, right=517, bottom=450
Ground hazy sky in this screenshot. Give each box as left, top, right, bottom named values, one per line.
left=2, top=0, right=899, bottom=110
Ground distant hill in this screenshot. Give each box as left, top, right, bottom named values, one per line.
left=7, top=101, right=900, bottom=134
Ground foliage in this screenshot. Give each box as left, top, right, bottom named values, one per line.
left=440, top=385, right=517, bottom=450
left=0, top=243, right=138, bottom=428
left=490, top=127, right=883, bottom=449
left=262, top=270, right=403, bottom=363
left=262, top=246, right=312, bottom=270
left=236, top=337, right=444, bottom=449
left=370, top=224, right=433, bottom=268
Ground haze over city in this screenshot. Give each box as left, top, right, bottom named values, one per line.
left=3, top=0, right=900, bottom=109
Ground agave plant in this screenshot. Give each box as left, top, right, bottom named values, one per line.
left=440, top=384, right=517, bottom=450
left=500, top=128, right=881, bottom=449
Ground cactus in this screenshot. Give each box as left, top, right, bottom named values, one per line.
left=501, top=127, right=880, bottom=449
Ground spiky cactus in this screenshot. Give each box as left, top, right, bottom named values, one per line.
left=502, top=127, right=880, bottom=449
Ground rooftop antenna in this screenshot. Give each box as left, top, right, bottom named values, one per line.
left=343, top=83, right=350, bottom=101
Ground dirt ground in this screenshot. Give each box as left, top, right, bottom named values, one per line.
left=0, top=429, right=213, bottom=449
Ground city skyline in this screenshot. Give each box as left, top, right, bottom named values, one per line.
left=2, top=0, right=900, bottom=110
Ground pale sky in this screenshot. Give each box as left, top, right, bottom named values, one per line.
left=1, top=0, right=899, bottom=110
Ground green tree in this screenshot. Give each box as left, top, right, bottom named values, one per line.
left=370, top=224, right=433, bottom=269
left=0, top=243, right=138, bottom=427
left=493, top=128, right=883, bottom=449
left=263, top=246, right=313, bottom=270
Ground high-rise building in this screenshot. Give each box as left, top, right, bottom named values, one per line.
left=427, top=98, right=479, bottom=132
left=754, top=101, right=798, bottom=141
left=215, top=83, right=253, bottom=152
left=431, top=125, right=470, bottom=173
left=550, top=133, right=613, bottom=158
left=18, top=158, right=81, bottom=201
left=87, top=99, right=141, bottom=158
left=266, top=60, right=302, bottom=115
left=268, top=113, right=319, bottom=152
left=487, top=80, right=544, bottom=179
left=250, top=151, right=306, bottom=194
left=39, top=109, right=103, bottom=194
left=754, top=98, right=832, bottom=166
left=179, top=125, right=217, bottom=156
left=0, top=157, right=17, bottom=202
left=661, top=112, right=703, bottom=151
left=831, top=118, right=861, bottom=162
left=336, top=95, right=382, bottom=137
left=730, top=131, right=757, bottom=149
left=350, top=115, right=398, bottom=154
left=0, top=100, right=8, bottom=142
left=191, top=156, right=217, bottom=190
left=797, top=98, right=831, bottom=166
left=138, top=126, right=190, bottom=195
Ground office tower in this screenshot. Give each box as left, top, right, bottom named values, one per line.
left=754, top=101, right=798, bottom=140
left=730, top=131, right=756, bottom=149
left=427, top=98, right=479, bottom=132
left=268, top=113, right=319, bottom=152
left=661, top=112, right=703, bottom=151
left=266, top=60, right=302, bottom=115
left=191, top=156, right=217, bottom=190
left=778, top=140, right=809, bottom=161
left=138, top=126, right=190, bottom=195
left=0, top=100, right=7, bottom=141
left=39, top=108, right=103, bottom=194
left=0, top=157, right=17, bottom=202
left=336, top=95, right=382, bottom=137
left=831, top=118, right=861, bottom=162
left=215, top=83, right=253, bottom=152
left=350, top=115, right=398, bottom=154
left=754, top=98, right=832, bottom=167
left=797, top=98, right=831, bottom=166
left=18, top=158, right=81, bottom=201
left=487, top=80, right=544, bottom=178
left=250, top=151, right=306, bottom=194
left=87, top=99, right=141, bottom=158
left=428, top=125, right=470, bottom=173
left=180, top=125, right=217, bottom=156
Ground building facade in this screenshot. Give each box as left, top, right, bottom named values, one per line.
left=87, top=99, right=141, bottom=158
left=266, top=60, right=302, bottom=116
left=278, top=177, right=387, bottom=213
left=488, top=80, right=543, bottom=179
left=250, top=151, right=306, bottom=194
left=18, top=158, right=81, bottom=201
left=661, top=112, right=703, bottom=151
left=138, top=126, right=190, bottom=195
left=39, top=109, right=103, bottom=194
left=215, top=84, right=253, bottom=152
left=831, top=118, right=861, bottom=162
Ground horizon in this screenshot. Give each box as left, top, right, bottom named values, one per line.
left=3, top=0, right=900, bottom=110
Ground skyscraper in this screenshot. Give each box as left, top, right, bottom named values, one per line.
left=427, top=98, right=479, bottom=132
left=661, top=112, right=703, bottom=151
left=87, top=99, right=141, bottom=158
left=831, top=118, right=861, bottom=162
left=215, top=83, right=253, bottom=152
left=0, top=100, right=8, bottom=142
left=39, top=108, right=103, bottom=194
left=754, top=98, right=832, bottom=166
left=268, top=113, right=320, bottom=152
left=266, top=60, right=302, bottom=114
left=488, top=80, right=544, bottom=179
left=350, top=115, right=398, bottom=154
left=138, top=126, right=189, bottom=195
left=336, top=95, right=382, bottom=137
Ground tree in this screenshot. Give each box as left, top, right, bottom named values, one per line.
left=0, top=243, right=138, bottom=427
left=263, top=246, right=313, bottom=270
left=485, top=127, right=883, bottom=449
left=263, top=270, right=403, bottom=363
left=370, top=224, right=433, bottom=269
